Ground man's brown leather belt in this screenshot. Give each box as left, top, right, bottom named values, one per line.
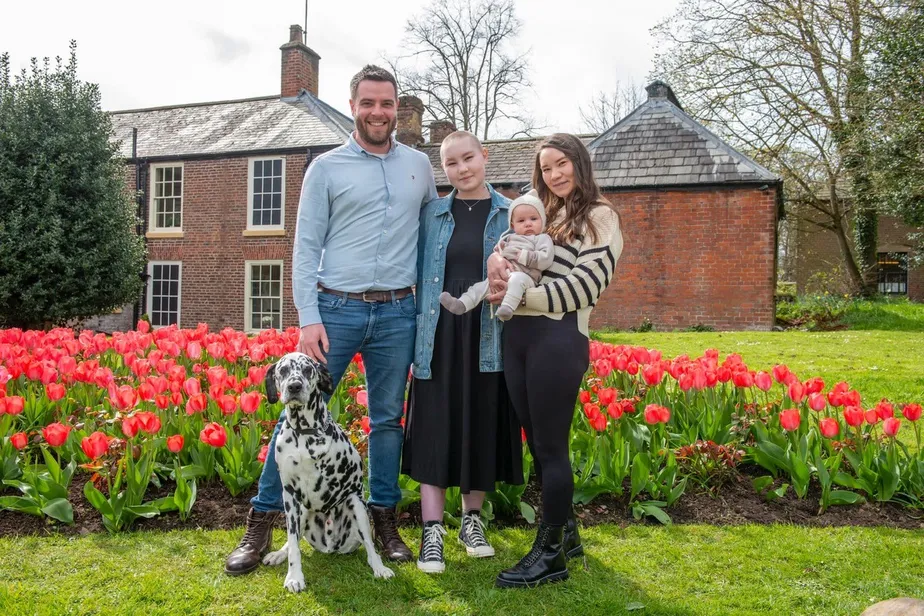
left=318, top=285, right=414, bottom=302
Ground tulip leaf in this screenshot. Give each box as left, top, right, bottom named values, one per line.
left=518, top=502, right=536, bottom=524
left=828, top=490, right=865, bottom=506
left=630, top=453, right=650, bottom=502
left=41, top=498, right=74, bottom=524
left=752, top=475, right=774, bottom=493
left=0, top=496, right=43, bottom=517
left=83, top=481, right=114, bottom=517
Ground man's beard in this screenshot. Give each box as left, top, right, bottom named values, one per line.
left=355, top=116, right=397, bottom=147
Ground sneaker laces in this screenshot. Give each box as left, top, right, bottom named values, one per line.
left=461, top=513, right=489, bottom=548
left=421, top=523, right=447, bottom=561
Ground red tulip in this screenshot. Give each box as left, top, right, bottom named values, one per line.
left=122, top=415, right=141, bottom=438
left=642, top=364, right=664, bottom=386
left=883, top=417, right=901, bottom=438
left=3, top=395, right=24, bottom=415
left=779, top=408, right=801, bottom=432
left=199, top=422, right=227, bottom=448
left=45, top=383, right=66, bottom=401
left=136, top=319, right=151, bottom=334
left=356, top=390, right=368, bottom=407
left=361, top=416, right=371, bottom=435
left=185, top=393, right=208, bottom=414
left=819, top=417, right=840, bottom=439
left=81, top=431, right=110, bottom=460
left=583, top=403, right=600, bottom=419
left=593, top=359, right=613, bottom=377
left=186, top=341, right=202, bottom=360
left=155, top=394, right=170, bottom=410
left=827, top=382, right=850, bottom=407
left=137, top=382, right=156, bottom=401
left=578, top=390, right=592, bottom=404
left=589, top=411, right=607, bottom=432
left=10, top=432, right=28, bottom=450
left=754, top=371, right=773, bottom=392
left=788, top=381, right=805, bottom=403
left=183, top=377, right=201, bottom=397
left=257, top=444, right=269, bottom=463
left=843, top=405, right=864, bottom=428
left=808, top=393, right=827, bottom=412
left=606, top=402, right=623, bottom=420
left=240, top=391, right=261, bottom=414
left=166, top=434, right=184, bottom=453
left=902, top=403, right=922, bottom=422
left=643, top=404, right=670, bottom=425
left=874, top=400, right=894, bottom=420
left=864, top=409, right=880, bottom=426
left=42, top=422, right=71, bottom=447
left=772, top=364, right=790, bottom=384
left=247, top=365, right=268, bottom=386
left=217, top=394, right=237, bottom=415
left=678, top=372, right=694, bottom=391
left=804, top=377, right=825, bottom=395
left=136, top=411, right=161, bottom=435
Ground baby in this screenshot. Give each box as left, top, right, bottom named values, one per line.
left=440, top=190, right=554, bottom=321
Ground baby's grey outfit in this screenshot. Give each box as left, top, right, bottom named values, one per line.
left=455, top=233, right=555, bottom=312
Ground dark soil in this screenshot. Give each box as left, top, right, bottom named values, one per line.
left=2, top=467, right=922, bottom=538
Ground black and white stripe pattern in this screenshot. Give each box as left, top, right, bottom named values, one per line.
left=524, top=205, right=623, bottom=315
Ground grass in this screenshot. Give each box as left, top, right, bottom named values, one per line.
left=1, top=525, right=923, bottom=615
left=596, top=330, right=924, bottom=405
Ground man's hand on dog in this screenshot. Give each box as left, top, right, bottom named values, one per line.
left=299, top=324, right=329, bottom=363
left=486, top=252, right=513, bottom=305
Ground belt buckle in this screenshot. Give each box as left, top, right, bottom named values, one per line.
left=361, top=291, right=377, bottom=302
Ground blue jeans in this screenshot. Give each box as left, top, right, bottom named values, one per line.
left=251, top=291, right=416, bottom=511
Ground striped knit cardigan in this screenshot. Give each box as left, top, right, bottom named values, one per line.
left=517, top=204, right=624, bottom=336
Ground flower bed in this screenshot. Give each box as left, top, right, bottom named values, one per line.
left=0, top=323, right=921, bottom=533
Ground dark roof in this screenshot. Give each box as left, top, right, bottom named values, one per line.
left=109, top=91, right=352, bottom=159
left=586, top=88, right=779, bottom=188
left=420, top=136, right=595, bottom=189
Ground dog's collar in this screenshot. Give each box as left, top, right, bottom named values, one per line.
left=283, top=416, right=333, bottom=439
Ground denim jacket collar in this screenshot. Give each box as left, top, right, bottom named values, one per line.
left=434, top=183, right=509, bottom=217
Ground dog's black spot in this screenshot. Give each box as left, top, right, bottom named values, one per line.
left=284, top=501, right=291, bottom=512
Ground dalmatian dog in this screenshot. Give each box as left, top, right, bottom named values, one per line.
left=260, top=352, right=394, bottom=592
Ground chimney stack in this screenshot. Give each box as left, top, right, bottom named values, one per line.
left=645, top=80, right=683, bottom=111
left=428, top=120, right=457, bottom=145
left=396, top=96, right=424, bottom=147
left=280, top=24, right=321, bottom=98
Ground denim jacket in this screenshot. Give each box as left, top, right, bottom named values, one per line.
left=413, top=184, right=511, bottom=379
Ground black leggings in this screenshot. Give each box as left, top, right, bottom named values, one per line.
left=503, top=312, right=589, bottom=525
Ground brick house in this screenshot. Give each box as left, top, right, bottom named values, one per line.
left=90, top=27, right=781, bottom=333
left=789, top=201, right=922, bottom=301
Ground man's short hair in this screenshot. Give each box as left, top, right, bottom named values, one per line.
left=350, top=65, right=398, bottom=100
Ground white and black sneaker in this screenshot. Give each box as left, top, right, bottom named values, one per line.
left=417, top=521, right=447, bottom=573
left=458, top=510, right=495, bottom=558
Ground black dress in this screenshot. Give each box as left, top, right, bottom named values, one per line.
left=402, top=197, right=523, bottom=492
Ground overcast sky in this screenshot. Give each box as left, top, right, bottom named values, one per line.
left=1, top=0, right=681, bottom=136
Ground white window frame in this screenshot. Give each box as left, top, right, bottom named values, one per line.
left=246, top=157, right=286, bottom=231
left=146, top=261, right=182, bottom=328
left=244, top=260, right=284, bottom=333
left=149, top=163, right=185, bottom=231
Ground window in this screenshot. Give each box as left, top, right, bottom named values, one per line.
left=150, top=164, right=184, bottom=230
left=878, top=252, right=908, bottom=295
left=147, top=262, right=182, bottom=327
left=245, top=261, right=283, bottom=331
left=247, top=158, right=285, bottom=229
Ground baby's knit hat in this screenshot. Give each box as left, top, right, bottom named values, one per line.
left=508, top=189, right=547, bottom=229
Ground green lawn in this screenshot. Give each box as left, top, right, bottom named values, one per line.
left=598, top=330, right=924, bottom=405
left=1, top=525, right=923, bottom=615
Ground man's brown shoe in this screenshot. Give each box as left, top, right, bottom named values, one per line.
left=224, top=508, right=282, bottom=576
left=368, top=504, right=413, bottom=562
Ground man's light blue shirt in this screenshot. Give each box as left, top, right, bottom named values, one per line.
left=293, top=134, right=438, bottom=327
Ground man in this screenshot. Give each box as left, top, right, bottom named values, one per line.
left=225, top=65, right=437, bottom=575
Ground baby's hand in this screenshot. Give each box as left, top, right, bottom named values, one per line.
left=500, top=245, right=520, bottom=261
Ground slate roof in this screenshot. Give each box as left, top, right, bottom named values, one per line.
left=419, top=136, right=595, bottom=189
left=109, top=91, right=352, bottom=159
left=586, top=81, right=780, bottom=188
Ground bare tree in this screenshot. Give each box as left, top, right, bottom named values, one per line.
left=579, top=79, right=646, bottom=134
left=388, top=0, right=535, bottom=140
left=652, top=0, right=892, bottom=295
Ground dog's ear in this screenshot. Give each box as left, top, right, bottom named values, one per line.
left=264, top=363, right=279, bottom=404
left=317, top=362, right=334, bottom=395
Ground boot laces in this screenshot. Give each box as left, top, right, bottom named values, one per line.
left=517, top=524, right=550, bottom=568
left=239, top=511, right=273, bottom=547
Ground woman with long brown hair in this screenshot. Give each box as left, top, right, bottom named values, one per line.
left=487, top=133, right=624, bottom=588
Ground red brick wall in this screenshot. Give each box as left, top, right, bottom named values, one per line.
left=142, top=155, right=305, bottom=331
left=281, top=48, right=319, bottom=98
left=593, top=186, right=778, bottom=331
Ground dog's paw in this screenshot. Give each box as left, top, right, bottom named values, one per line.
left=374, top=565, right=395, bottom=579
left=283, top=573, right=306, bottom=593
left=262, top=549, right=287, bottom=566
